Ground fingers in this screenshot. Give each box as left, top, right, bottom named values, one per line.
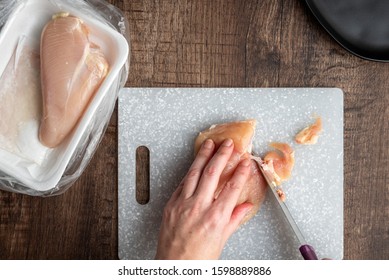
left=194, top=139, right=234, bottom=202
left=212, top=158, right=252, bottom=238
left=179, top=139, right=215, bottom=199
left=214, top=158, right=251, bottom=213
left=225, top=202, right=253, bottom=237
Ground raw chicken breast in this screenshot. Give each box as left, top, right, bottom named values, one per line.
left=39, top=13, right=109, bottom=147
left=194, top=120, right=267, bottom=224
left=295, top=117, right=322, bottom=145
left=263, top=142, right=294, bottom=185
left=194, top=119, right=256, bottom=155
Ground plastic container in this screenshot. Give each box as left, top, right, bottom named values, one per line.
left=0, top=0, right=129, bottom=195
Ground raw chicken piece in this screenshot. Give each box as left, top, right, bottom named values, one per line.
left=39, top=13, right=109, bottom=147
left=194, top=120, right=267, bottom=224
left=251, top=142, right=294, bottom=202
left=263, top=142, right=295, bottom=185
left=295, top=117, right=322, bottom=145
left=194, top=119, right=256, bottom=155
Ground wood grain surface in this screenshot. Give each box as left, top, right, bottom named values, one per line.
left=0, top=0, right=388, bottom=259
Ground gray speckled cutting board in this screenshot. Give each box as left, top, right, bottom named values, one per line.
left=118, top=88, right=343, bottom=260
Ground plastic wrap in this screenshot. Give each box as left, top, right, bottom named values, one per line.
left=0, top=0, right=130, bottom=196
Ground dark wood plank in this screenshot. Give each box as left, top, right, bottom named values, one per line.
left=136, top=146, right=150, bottom=205
left=0, top=0, right=388, bottom=260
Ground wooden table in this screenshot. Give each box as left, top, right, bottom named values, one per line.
left=0, top=0, right=388, bottom=259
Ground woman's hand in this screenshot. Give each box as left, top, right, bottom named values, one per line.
left=155, top=138, right=253, bottom=260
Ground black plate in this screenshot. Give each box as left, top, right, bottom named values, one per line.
left=305, top=0, right=389, bottom=62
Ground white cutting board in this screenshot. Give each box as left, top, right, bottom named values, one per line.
left=118, top=88, right=343, bottom=260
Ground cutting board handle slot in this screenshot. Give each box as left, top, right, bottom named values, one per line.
left=136, top=146, right=150, bottom=205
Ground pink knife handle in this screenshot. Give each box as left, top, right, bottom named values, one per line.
left=299, top=244, right=318, bottom=260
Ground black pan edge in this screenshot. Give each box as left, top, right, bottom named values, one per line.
left=305, top=0, right=389, bottom=62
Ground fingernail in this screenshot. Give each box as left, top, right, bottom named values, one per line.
left=222, top=138, right=233, bottom=147
left=203, top=139, right=214, bottom=148
left=240, top=159, right=250, bottom=167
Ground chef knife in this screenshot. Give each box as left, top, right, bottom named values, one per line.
left=252, top=152, right=318, bottom=260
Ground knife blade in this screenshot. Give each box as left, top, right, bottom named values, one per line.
left=252, top=152, right=318, bottom=260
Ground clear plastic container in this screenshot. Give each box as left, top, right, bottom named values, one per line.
left=0, top=0, right=129, bottom=195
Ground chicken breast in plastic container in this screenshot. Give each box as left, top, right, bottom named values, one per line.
left=40, top=13, right=109, bottom=148
left=0, top=0, right=129, bottom=193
